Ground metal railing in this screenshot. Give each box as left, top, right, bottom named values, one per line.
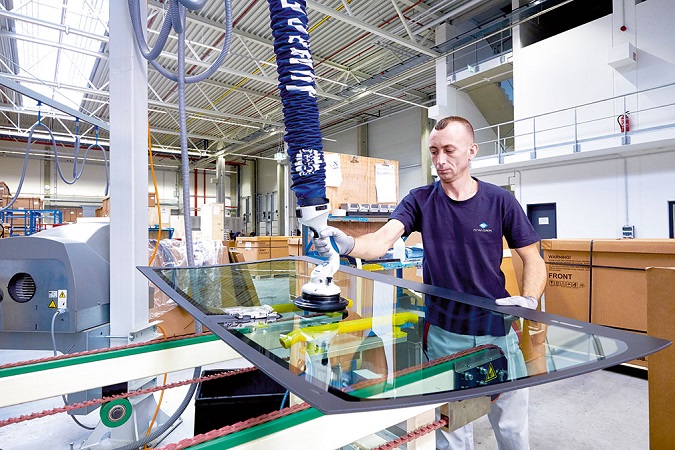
left=0, top=209, right=63, bottom=236
left=471, top=82, right=675, bottom=166
left=448, top=28, right=513, bottom=78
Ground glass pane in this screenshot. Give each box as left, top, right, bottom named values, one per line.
left=140, top=258, right=668, bottom=413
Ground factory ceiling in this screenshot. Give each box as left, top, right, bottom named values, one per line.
left=0, top=0, right=574, bottom=169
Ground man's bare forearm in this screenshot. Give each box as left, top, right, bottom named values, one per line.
left=349, top=219, right=405, bottom=259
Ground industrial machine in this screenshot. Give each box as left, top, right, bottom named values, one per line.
left=0, top=222, right=110, bottom=339
left=0, top=222, right=111, bottom=411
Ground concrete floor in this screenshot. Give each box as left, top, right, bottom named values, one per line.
left=0, top=350, right=649, bottom=449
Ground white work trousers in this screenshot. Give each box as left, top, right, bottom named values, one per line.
left=426, top=324, right=530, bottom=450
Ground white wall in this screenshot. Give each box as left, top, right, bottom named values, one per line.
left=368, top=108, right=424, bottom=199
left=0, top=153, right=181, bottom=207
left=490, top=0, right=675, bottom=238
left=480, top=147, right=675, bottom=238
left=322, top=127, right=359, bottom=155
left=514, top=0, right=675, bottom=148
left=257, top=158, right=278, bottom=194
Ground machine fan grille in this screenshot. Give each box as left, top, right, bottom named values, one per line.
left=8, top=273, right=36, bottom=303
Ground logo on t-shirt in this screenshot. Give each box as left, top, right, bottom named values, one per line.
left=474, top=221, right=493, bottom=233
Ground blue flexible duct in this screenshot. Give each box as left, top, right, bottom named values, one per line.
left=267, top=0, right=327, bottom=206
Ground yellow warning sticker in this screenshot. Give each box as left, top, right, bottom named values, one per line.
left=485, top=362, right=497, bottom=383
left=48, top=300, right=57, bottom=308
left=59, top=291, right=66, bottom=299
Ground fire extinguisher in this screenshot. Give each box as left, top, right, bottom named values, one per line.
left=617, top=111, right=630, bottom=132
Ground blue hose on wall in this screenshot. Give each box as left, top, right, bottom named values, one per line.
left=267, top=0, right=327, bottom=207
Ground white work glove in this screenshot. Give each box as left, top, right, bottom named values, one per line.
left=495, top=295, right=538, bottom=310
left=313, top=226, right=355, bottom=257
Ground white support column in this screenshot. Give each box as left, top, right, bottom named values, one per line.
left=277, top=161, right=289, bottom=235
left=429, top=23, right=457, bottom=120
left=108, top=1, right=149, bottom=343
left=420, top=108, right=433, bottom=185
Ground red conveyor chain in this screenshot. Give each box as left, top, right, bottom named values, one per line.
left=156, top=402, right=312, bottom=450
left=373, top=417, right=449, bottom=450
left=0, top=365, right=258, bottom=428
left=0, top=334, right=500, bottom=449
left=157, top=345, right=498, bottom=450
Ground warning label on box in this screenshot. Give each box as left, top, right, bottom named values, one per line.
left=546, top=264, right=589, bottom=290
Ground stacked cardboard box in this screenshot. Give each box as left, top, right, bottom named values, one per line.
left=235, top=236, right=292, bottom=261
left=95, top=196, right=110, bottom=218
left=270, top=236, right=290, bottom=259
left=58, top=207, right=84, bottom=223
left=646, top=267, right=675, bottom=447
left=288, top=237, right=302, bottom=256
left=236, top=236, right=271, bottom=261
left=541, top=239, right=592, bottom=322
left=0, top=196, right=42, bottom=210
left=542, top=239, right=675, bottom=333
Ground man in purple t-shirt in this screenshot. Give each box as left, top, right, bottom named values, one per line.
left=315, top=116, right=546, bottom=450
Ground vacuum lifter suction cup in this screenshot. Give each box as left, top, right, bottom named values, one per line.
left=295, top=202, right=347, bottom=312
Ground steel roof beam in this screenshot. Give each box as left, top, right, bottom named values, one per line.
left=0, top=30, right=107, bottom=60
left=0, top=73, right=109, bottom=130
left=0, top=8, right=108, bottom=43
left=146, top=0, right=372, bottom=80
left=306, top=0, right=440, bottom=58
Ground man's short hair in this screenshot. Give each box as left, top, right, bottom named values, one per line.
left=434, top=116, right=475, bottom=140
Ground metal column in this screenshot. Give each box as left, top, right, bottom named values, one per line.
left=108, top=1, right=149, bottom=343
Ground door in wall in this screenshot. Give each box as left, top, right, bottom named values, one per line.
left=669, top=201, right=675, bottom=238
left=527, top=203, right=557, bottom=239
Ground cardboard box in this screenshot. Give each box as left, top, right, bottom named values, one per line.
left=1, top=195, right=42, bottom=210
left=236, top=247, right=271, bottom=262
left=270, top=236, right=289, bottom=247
left=234, top=236, right=294, bottom=260
left=647, top=267, right=675, bottom=448
left=270, top=247, right=289, bottom=259
left=288, top=237, right=302, bottom=256
left=150, top=304, right=200, bottom=337
left=148, top=192, right=157, bottom=207
left=591, top=239, right=675, bottom=332
left=541, top=239, right=592, bottom=322
left=236, top=236, right=271, bottom=248
left=542, top=239, right=675, bottom=333
left=58, top=207, right=84, bottom=223
left=101, top=196, right=110, bottom=216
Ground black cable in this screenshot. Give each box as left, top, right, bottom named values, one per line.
left=50, top=310, right=96, bottom=431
